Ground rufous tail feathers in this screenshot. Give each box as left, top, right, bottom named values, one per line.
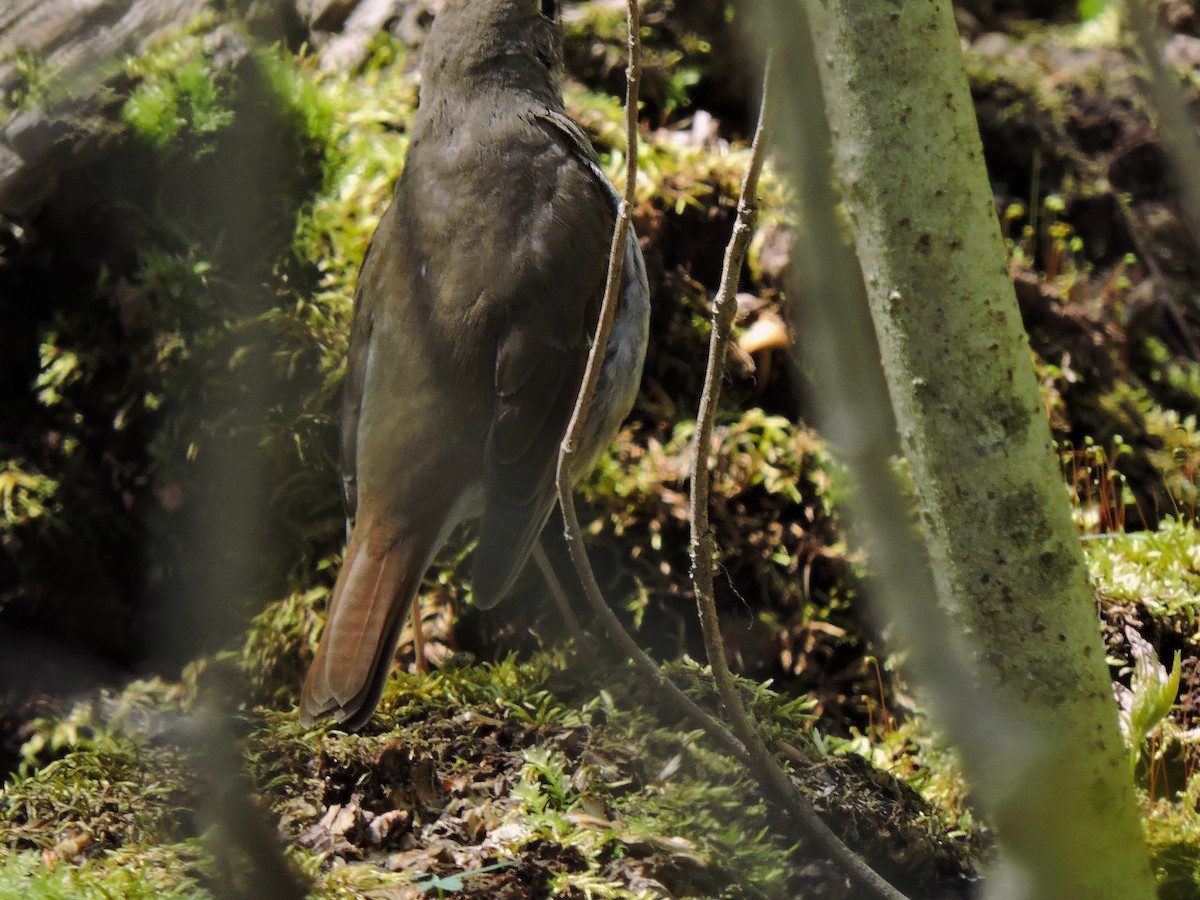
left=300, top=516, right=424, bottom=731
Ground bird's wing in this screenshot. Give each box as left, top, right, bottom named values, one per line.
left=532, top=109, right=621, bottom=207
left=469, top=108, right=618, bottom=608
left=337, top=235, right=381, bottom=531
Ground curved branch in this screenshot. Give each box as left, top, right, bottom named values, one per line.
left=551, top=0, right=750, bottom=766
left=686, top=59, right=910, bottom=900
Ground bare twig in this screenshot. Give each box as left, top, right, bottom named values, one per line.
left=552, top=0, right=752, bottom=766
left=1127, top=0, right=1200, bottom=356
left=688, top=58, right=773, bottom=611
left=1128, top=0, right=1200, bottom=254
left=554, top=0, right=638, bottom=488
left=685, top=59, right=909, bottom=900
left=551, top=0, right=638, bottom=636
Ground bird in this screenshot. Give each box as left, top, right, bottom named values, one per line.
left=299, top=0, right=650, bottom=731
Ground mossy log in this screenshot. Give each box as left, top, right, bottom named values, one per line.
left=0, top=0, right=348, bottom=216
left=0, top=0, right=216, bottom=214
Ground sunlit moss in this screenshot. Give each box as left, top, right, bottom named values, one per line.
left=0, top=843, right=211, bottom=899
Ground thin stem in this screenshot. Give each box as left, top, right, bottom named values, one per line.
left=688, top=59, right=773, bottom=598
left=552, top=0, right=639, bottom=612
left=1127, top=0, right=1200, bottom=358
left=685, top=59, right=910, bottom=900
left=1128, top=0, right=1200, bottom=253
left=554, top=13, right=639, bottom=486
left=552, top=0, right=752, bottom=767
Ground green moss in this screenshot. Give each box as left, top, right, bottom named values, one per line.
left=241, top=652, right=821, bottom=898
left=567, top=84, right=789, bottom=218
left=0, top=844, right=211, bottom=899
left=122, top=56, right=234, bottom=148
left=1147, top=786, right=1200, bottom=900
left=287, top=39, right=415, bottom=320
left=1, top=744, right=192, bottom=853
left=5, top=48, right=52, bottom=112
left=118, top=12, right=243, bottom=151
left=0, top=461, right=61, bottom=528
left=1086, top=518, right=1200, bottom=621
left=833, top=717, right=979, bottom=842
left=583, top=410, right=859, bottom=673
left=1080, top=516, right=1200, bottom=896
left=0, top=677, right=214, bottom=896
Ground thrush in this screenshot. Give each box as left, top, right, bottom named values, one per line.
left=300, top=0, right=650, bottom=731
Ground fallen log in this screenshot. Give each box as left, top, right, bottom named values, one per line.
left=0, top=0, right=215, bottom=215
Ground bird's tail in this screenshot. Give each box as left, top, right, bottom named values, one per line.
left=300, top=515, right=424, bottom=731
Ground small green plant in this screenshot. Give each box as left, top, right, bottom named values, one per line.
left=1003, top=194, right=1090, bottom=295
left=416, top=860, right=515, bottom=895
left=18, top=703, right=112, bottom=776
left=33, top=333, right=82, bottom=408
left=1115, top=626, right=1181, bottom=779
left=0, top=843, right=210, bottom=899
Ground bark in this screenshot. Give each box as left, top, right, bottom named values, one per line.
left=755, top=1, right=1156, bottom=897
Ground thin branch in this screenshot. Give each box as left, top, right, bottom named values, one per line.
left=552, top=0, right=750, bottom=765
left=554, top=1, right=639, bottom=469
left=686, top=59, right=910, bottom=900
left=688, top=58, right=774, bottom=601
left=1127, top=0, right=1200, bottom=358
left=1128, top=0, right=1200, bottom=255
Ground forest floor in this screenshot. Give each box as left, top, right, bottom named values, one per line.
left=2, top=1, right=1200, bottom=897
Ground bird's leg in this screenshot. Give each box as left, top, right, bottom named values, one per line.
left=533, top=540, right=583, bottom=638
left=411, top=593, right=428, bottom=674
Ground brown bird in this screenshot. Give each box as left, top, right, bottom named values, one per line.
left=300, top=0, right=650, bottom=731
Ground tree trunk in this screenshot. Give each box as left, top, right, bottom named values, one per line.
left=755, top=1, right=1156, bottom=897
